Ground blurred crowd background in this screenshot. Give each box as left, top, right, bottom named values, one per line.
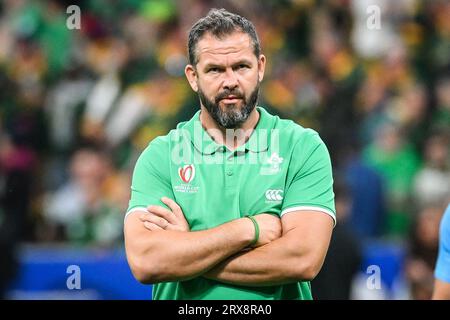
left=0, top=0, right=449, bottom=300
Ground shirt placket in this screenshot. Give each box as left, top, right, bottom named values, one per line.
left=224, top=148, right=248, bottom=189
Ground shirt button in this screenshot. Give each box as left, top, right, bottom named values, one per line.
left=226, top=170, right=233, bottom=176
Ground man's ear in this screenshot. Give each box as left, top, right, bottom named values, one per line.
left=257, top=54, right=266, bottom=82
left=185, top=64, right=198, bottom=92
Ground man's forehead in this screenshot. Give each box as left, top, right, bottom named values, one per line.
left=196, top=32, right=254, bottom=62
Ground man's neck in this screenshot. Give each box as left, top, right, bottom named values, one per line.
left=199, top=106, right=260, bottom=151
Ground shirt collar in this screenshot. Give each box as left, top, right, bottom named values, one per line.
left=179, top=106, right=273, bottom=155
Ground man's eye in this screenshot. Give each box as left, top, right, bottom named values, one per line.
left=208, top=68, right=219, bottom=73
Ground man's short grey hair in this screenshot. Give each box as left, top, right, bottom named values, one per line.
left=187, top=8, right=261, bottom=66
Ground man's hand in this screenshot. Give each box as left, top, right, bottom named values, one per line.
left=139, top=197, right=190, bottom=232
left=252, top=214, right=282, bottom=247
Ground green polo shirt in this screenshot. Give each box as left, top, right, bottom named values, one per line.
left=126, top=106, right=335, bottom=300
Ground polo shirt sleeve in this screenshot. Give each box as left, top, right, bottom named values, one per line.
left=281, top=129, right=336, bottom=225
left=435, top=205, right=450, bottom=283
left=125, top=137, right=174, bottom=220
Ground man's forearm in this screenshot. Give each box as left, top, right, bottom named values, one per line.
left=432, top=279, right=450, bottom=300
left=125, top=215, right=254, bottom=284
left=203, top=231, right=315, bottom=287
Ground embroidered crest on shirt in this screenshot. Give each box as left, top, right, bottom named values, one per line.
left=175, top=164, right=199, bottom=193
left=179, top=164, right=195, bottom=183
left=260, top=152, right=284, bottom=175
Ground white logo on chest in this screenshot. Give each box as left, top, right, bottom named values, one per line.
left=260, top=153, right=284, bottom=175
left=265, top=189, right=284, bottom=202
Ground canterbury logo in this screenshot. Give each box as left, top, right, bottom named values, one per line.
left=265, top=189, right=284, bottom=201
left=179, top=164, right=195, bottom=183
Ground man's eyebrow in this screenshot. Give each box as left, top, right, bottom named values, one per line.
left=232, top=59, right=253, bottom=66
left=203, top=63, right=225, bottom=70
left=202, top=59, right=254, bottom=70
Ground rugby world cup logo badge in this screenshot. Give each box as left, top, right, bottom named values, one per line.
left=179, top=164, right=195, bottom=183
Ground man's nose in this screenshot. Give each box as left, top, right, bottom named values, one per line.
left=222, top=68, right=238, bottom=91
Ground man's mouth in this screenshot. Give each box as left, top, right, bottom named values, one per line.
left=220, top=95, right=241, bottom=103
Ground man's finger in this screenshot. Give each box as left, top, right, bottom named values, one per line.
left=143, top=221, right=164, bottom=231
left=140, top=213, right=169, bottom=229
left=146, top=205, right=177, bottom=224
left=161, top=197, right=184, bottom=219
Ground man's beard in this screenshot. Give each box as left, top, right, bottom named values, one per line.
left=198, top=82, right=260, bottom=129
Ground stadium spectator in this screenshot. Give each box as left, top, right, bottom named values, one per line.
left=312, top=179, right=362, bottom=299
left=405, top=205, right=445, bottom=300
left=43, top=145, right=124, bottom=245
left=413, top=132, right=450, bottom=208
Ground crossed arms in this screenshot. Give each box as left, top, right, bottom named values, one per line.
left=124, top=197, right=334, bottom=286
